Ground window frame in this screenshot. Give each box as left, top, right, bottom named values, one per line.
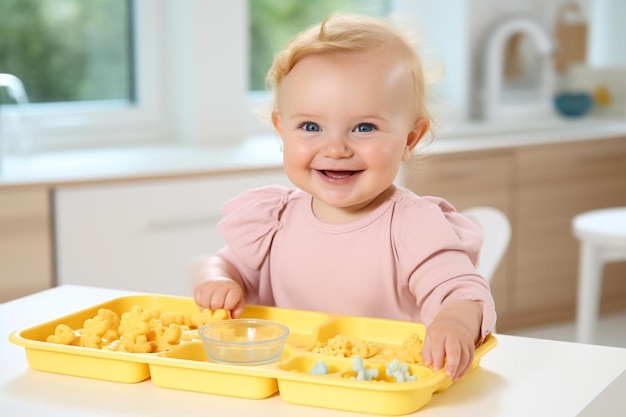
left=2, top=0, right=171, bottom=152
left=8, top=0, right=253, bottom=152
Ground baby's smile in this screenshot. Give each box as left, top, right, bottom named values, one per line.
left=316, top=169, right=364, bottom=185
left=320, top=169, right=360, bottom=178
left=316, top=169, right=363, bottom=184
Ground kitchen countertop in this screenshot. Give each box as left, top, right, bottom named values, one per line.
left=1, top=117, right=626, bottom=190
left=2, top=285, right=626, bottom=416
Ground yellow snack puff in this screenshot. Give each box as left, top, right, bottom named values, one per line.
left=154, top=323, right=183, bottom=352
left=119, top=306, right=152, bottom=336
left=399, top=333, right=423, bottom=364
left=191, top=308, right=230, bottom=328
left=119, top=306, right=145, bottom=327
left=118, top=330, right=155, bottom=353
left=190, top=309, right=214, bottom=328
left=148, top=317, right=161, bottom=331
left=46, top=324, right=76, bottom=345
left=160, top=311, right=191, bottom=327
left=211, top=309, right=230, bottom=321
left=352, top=340, right=378, bottom=359
left=141, top=309, right=161, bottom=323
left=96, top=308, right=120, bottom=331
left=77, top=316, right=111, bottom=349
left=77, top=332, right=103, bottom=349
left=84, top=316, right=110, bottom=335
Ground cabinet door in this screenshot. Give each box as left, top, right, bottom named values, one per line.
left=515, top=137, right=626, bottom=322
left=54, top=171, right=290, bottom=296
left=402, top=149, right=515, bottom=322
left=0, top=188, right=53, bottom=302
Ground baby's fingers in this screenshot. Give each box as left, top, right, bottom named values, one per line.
left=422, top=333, right=446, bottom=371
left=193, top=282, right=214, bottom=309
left=444, top=339, right=473, bottom=382
left=442, top=338, right=463, bottom=380
left=208, top=286, right=238, bottom=312
left=223, top=288, right=245, bottom=318
left=423, top=333, right=473, bottom=382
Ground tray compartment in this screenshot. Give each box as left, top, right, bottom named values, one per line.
left=150, top=342, right=279, bottom=399
left=274, top=316, right=446, bottom=415
left=310, top=316, right=426, bottom=364
left=9, top=295, right=218, bottom=383
left=19, top=346, right=151, bottom=383
left=276, top=371, right=446, bottom=416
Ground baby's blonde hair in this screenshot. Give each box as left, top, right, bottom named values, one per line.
left=266, top=13, right=432, bottom=129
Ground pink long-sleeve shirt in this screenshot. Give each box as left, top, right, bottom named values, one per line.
left=217, top=186, right=496, bottom=339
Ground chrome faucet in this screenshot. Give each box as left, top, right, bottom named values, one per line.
left=0, top=73, right=32, bottom=167
left=480, top=15, right=555, bottom=121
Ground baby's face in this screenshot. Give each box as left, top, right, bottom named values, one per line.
left=272, top=47, right=423, bottom=222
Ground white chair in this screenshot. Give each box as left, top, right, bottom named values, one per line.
left=572, top=207, right=626, bottom=344
left=462, top=206, right=512, bottom=284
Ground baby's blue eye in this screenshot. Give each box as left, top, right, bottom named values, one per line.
left=354, top=123, right=376, bottom=133
left=300, top=122, right=320, bottom=132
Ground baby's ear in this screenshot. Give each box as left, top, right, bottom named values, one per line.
left=402, top=118, right=429, bottom=160
left=271, top=111, right=284, bottom=138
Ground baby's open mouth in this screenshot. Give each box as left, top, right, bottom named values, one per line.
left=319, top=170, right=360, bottom=179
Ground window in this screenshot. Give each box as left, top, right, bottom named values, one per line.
left=248, top=0, right=392, bottom=92
left=0, top=0, right=165, bottom=152
left=0, top=0, right=134, bottom=105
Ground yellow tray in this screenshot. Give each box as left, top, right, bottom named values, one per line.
left=9, top=295, right=497, bottom=415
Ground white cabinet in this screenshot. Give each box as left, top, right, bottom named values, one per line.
left=54, top=171, right=290, bottom=296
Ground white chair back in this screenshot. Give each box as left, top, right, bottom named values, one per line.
left=462, top=207, right=511, bottom=284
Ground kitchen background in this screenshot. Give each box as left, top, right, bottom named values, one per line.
left=0, top=0, right=625, bottom=344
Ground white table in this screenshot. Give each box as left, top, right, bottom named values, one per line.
left=2, top=285, right=625, bottom=416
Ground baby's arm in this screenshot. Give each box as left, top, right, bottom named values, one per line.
left=421, top=300, right=483, bottom=382
left=193, top=255, right=246, bottom=318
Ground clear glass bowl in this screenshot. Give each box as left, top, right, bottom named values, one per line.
left=199, top=319, right=289, bottom=365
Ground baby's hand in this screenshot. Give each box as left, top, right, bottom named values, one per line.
left=421, top=300, right=482, bottom=382
left=193, top=278, right=245, bottom=318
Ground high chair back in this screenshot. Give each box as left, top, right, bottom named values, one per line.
left=461, top=206, right=511, bottom=284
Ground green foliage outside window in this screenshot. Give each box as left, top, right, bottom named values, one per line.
left=1, top=1, right=390, bottom=104
left=248, top=0, right=391, bottom=91
left=0, top=0, right=133, bottom=105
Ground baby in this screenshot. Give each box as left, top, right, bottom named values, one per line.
left=194, top=13, right=496, bottom=381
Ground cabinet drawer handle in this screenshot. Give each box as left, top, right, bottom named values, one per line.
left=146, top=215, right=221, bottom=232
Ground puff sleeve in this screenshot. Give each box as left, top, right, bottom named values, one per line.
left=393, top=195, right=497, bottom=340
left=216, top=186, right=293, bottom=302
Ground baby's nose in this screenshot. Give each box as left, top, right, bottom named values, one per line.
left=321, top=134, right=352, bottom=158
